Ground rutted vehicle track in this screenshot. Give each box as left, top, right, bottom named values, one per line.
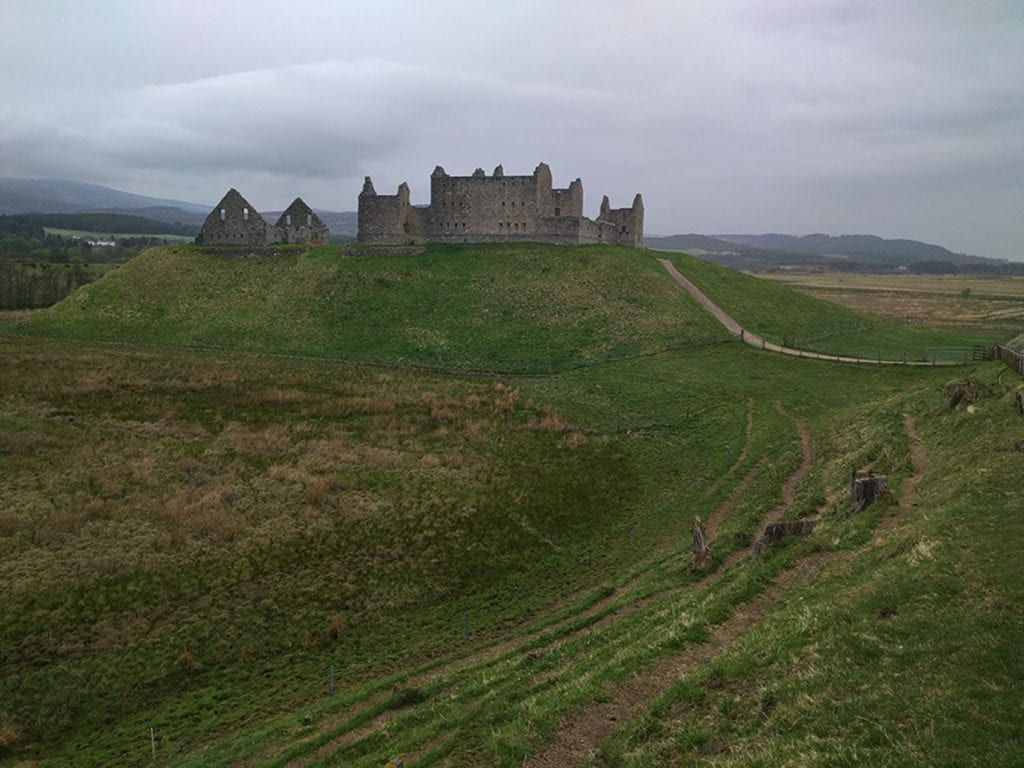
left=261, top=408, right=924, bottom=767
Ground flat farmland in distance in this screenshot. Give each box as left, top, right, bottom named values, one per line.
left=43, top=227, right=195, bottom=243
left=760, top=271, right=1024, bottom=335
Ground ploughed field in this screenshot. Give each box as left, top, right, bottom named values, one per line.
left=1, top=244, right=1020, bottom=766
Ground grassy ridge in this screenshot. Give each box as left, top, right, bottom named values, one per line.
left=20, top=244, right=730, bottom=371
left=2, top=243, right=1019, bottom=765
left=659, top=252, right=996, bottom=360
left=0, top=333, right=943, bottom=766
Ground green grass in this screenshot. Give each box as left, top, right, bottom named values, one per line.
left=597, top=374, right=1024, bottom=766
left=1, top=242, right=1020, bottom=766
left=657, top=251, right=996, bottom=360
left=18, top=243, right=729, bottom=372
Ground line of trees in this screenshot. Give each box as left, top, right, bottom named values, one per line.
left=0, top=261, right=100, bottom=310
left=0, top=213, right=199, bottom=237
left=0, top=216, right=151, bottom=309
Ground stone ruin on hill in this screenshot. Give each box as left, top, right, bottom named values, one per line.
left=357, top=162, right=644, bottom=248
left=196, top=188, right=329, bottom=246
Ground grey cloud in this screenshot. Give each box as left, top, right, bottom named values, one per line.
left=0, top=0, right=1021, bottom=259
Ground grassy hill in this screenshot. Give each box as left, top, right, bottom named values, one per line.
left=659, top=253, right=994, bottom=361
left=1, top=243, right=1020, bottom=766
left=21, top=244, right=732, bottom=372
left=21, top=243, right=992, bottom=367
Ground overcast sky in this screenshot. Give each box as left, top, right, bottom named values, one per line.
left=1, top=1, right=1021, bottom=258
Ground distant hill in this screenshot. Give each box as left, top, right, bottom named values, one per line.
left=714, top=233, right=998, bottom=265
left=0, top=178, right=209, bottom=222
left=0, top=178, right=358, bottom=236
left=646, top=232, right=1012, bottom=274
left=0, top=212, right=199, bottom=237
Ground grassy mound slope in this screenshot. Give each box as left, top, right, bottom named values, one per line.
left=22, top=243, right=731, bottom=372
left=658, top=251, right=995, bottom=360
left=2, top=244, right=1019, bottom=765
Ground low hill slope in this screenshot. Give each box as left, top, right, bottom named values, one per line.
left=21, top=242, right=992, bottom=369
left=656, top=251, right=994, bottom=360
left=23, top=244, right=731, bottom=372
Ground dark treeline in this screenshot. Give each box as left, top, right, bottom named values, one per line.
left=0, top=232, right=136, bottom=265
left=0, top=213, right=199, bottom=237
left=0, top=215, right=163, bottom=309
left=0, top=261, right=102, bottom=310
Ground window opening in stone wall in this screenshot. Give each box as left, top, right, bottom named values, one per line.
left=286, top=214, right=292, bottom=226
left=555, top=207, right=561, bottom=216
left=243, top=208, right=249, bottom=221
left=307, top=214, right=312, bottom=226
left=220, top=208, right=226, bottom=221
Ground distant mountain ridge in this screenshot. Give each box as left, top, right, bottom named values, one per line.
left=645, top=232, right=1008, bottom=273
left=0, top=179, right=995, bottom=265
left=713, top=233, right=995, bottom=265
left=0, top=178, right=209, bottom=219
left=0, top=178, right=357, bottom=235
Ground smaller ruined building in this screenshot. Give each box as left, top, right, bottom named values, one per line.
left=197, top=189, right=329, bottom=246
left=357, top=162, right=643, bottom=248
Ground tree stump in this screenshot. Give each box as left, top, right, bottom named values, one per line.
left=752, top=519, right=815, bottom=559
left=689, top=516, right=712, bottom=571
left=850, top=471, right=888, bottom=514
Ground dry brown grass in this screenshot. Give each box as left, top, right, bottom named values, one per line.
left=0, top=718, right=19, bottom=751
left=250, top=387, right=310, bottom=404
left=0, top=428, right=58, bottom=454
left=493, top=383, right=520, bottom=412
left=763, top=272, right=1024, bottom=297
left=312, top=396, right=396, bottom=418
left=537, top=406, right=572, bottom=433
left=160, top=479, right=244, bottom=542
left=0, top=511, right=18, bottom=537
left=328, top=614, right=347, bottom=639
left=303, top=474, right=341, bottom=505
left=564, top=432, right=588, bottom=448
left=269, top=463, right=343, bottom=504
left=217, top=423, right=295, bottom=457
left=760, top=272, right=1024, bottom=333
left=430, top=406, right=457, bottom=423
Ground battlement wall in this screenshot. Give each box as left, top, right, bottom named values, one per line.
left=356, top=163, right=643, bottom=248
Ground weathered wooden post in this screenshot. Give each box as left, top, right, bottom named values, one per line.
left=689, top=516, right=712, bottom=570
left=850, top=470, right=888, bottom=514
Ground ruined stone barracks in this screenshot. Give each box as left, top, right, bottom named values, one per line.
left=197, top=188, right=329, bottom=246
left=358, top=162, right=643, bottom=248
